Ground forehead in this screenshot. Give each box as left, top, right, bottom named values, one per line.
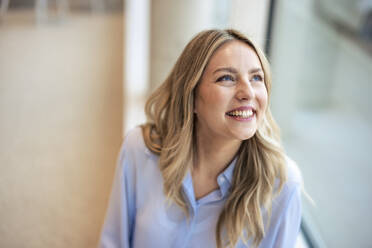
left=205, top=40, right=262, bottom=72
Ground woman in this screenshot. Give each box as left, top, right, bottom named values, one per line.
left=99, top=29, right=302, bottom=248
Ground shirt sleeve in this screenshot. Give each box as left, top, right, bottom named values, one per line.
left=272, top=185, right=302, bottom=248
left=259, top=184, right=302, bottom=248
left=98, top=142, right=136, bottom=248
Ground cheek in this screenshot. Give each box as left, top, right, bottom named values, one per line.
left=197, top=87, right=227, bottom=112
left=261, top=92, right=268, bottom=109
left=257, top=87, right=268, bottom=109
left=256, top=88, right=268, bottom=125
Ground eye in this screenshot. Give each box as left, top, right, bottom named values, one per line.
left=251, top=74, right=263, bottom=82
left=216, top=74, right=235, bottom=82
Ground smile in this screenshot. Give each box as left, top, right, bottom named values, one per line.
left=226, top=110, right=254, bottom=118
left=225, top=106, right=256, bottom=122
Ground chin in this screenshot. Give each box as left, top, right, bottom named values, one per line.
left=237, top=127, right=257, bottom=140
left=232, top=131, right=256, bottom=141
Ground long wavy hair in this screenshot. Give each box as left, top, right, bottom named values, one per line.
left=141, top=29, right=287, bottom=248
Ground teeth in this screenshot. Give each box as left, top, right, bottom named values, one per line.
left=228, top=110, right=253, bottom=117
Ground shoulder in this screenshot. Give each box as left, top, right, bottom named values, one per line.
left=284, top=155, right=303, bottom=187
left=118, top=126, right=153, bottom=168
left=121, top=126, right=151, bottom=156
left=119, top=127, right=164, bottom=206
left=272, top=155, right=303, bottom=207
left=122, top=126, right=145, bottom=150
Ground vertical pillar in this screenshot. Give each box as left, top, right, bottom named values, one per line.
left=123, top=0, right=150, bottom=134
left=229, top=0, right=271, bottom=48
left=149, top=0, right=215, bottom=90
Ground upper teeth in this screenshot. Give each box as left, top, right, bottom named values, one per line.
left=228, top=110, right=253, bottom=117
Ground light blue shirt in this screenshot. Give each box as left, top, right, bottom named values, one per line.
left=99, top=127, right=302, bottom=248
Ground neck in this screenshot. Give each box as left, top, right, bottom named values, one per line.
left=194, top=127, right=242, bottom=179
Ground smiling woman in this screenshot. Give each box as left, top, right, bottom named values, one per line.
left=98, top=29, right=303, bottom=248
left=195, top=40, right=268, bottom=143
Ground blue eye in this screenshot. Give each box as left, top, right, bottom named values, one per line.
left=252, top=75, right=263, bottom=82
left=216, top=74, right=235, bottom=82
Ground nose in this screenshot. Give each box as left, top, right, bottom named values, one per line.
left=236, top=78, right=255, bottom=101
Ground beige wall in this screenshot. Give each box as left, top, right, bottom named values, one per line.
left=0, top=11, right=123, bottom=247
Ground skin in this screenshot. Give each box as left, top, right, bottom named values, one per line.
left=192, top=40, right=268, bottom=199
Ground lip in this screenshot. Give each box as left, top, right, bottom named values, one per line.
left=226, top=106, right=256, bottom=113
left=226, top=114, right=255, bottom=122
left=225, top=106, right=256, bottom=122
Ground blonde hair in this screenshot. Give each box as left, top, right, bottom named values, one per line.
left=141, top=29, right=287, bottom=248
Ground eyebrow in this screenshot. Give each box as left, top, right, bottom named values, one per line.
left=213, top=67, right=263, bottom=74
left=213, top=67, right=238, bottom=74
left=249, top=68, right=263, bottom=74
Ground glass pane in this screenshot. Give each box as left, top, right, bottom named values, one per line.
left=270, top=0, right=372, bottom=247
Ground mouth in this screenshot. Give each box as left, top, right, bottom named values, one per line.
left=225, top=107, right=256, bottom=120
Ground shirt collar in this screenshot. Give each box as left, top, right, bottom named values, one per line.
left=217, top=157, right=237, bottom=197
left=182, top=156, right=238, bottom=203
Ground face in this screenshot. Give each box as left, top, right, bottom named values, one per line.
left=194, top=40, right=268, bottom=142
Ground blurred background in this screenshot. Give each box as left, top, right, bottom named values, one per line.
left=0, top=0, right=371, bottom=247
